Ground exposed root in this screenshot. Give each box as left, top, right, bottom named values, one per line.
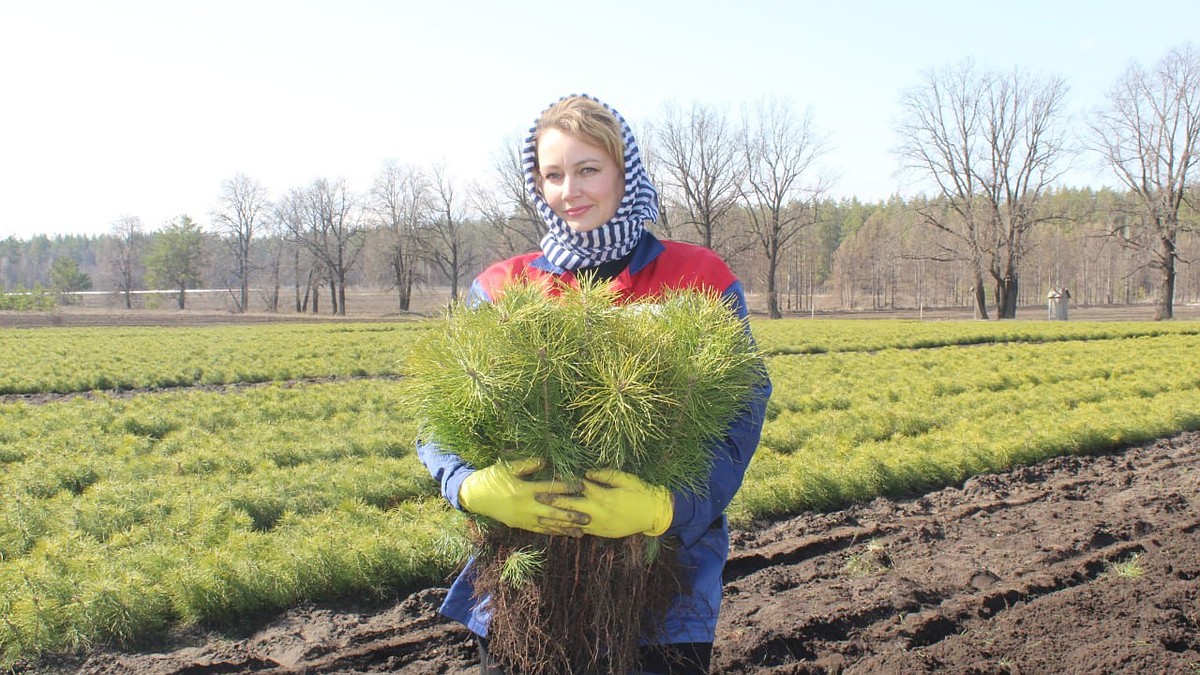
left=472, top=526, right=684, bottom=675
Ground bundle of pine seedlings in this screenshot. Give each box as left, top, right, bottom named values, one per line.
left=404, top=279, right=763, bottom=674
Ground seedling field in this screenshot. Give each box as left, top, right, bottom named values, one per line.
left=2, top=319, right=1199, bottom=667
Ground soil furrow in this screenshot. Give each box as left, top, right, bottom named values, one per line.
left=0, top=375, right=404, bottom=406
left=723, top=524, right=889, bottom=582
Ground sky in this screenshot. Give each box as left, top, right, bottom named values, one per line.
left=2, top=0, right=1198, bottom=240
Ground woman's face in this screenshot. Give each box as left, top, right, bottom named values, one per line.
left=536, top=128, right=624, bottom=233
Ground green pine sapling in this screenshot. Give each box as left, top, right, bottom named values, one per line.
left=403, top=278, right=764, bottom=674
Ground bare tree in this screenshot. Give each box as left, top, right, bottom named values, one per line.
left=655, top=101, right=744, bottom=255
left=256, top=210, right=289, bottom=313
left=103, top=215, right=144, bottom=309
left=981, top=68, right=1071, bottom=317
left=369, top=161, right=428, bottom=311
left=630, top=119, right=675, bottom=238
left=479, top=134, right=544, bottom=256
left=425, top=164, right=478, bottom=303
left=280, top=179, right=366, bottom=315
left=897, top=60, right=1071, bottom=319
left=740, top=97, right=830, bottom=319
left=274, top=188, right=318, bottom=313
left=1088, top=43, right=1200, bottom=320
left=471, top=181, right=519, bottom=261
left=901, top=63, right=998, bottom=319
left=212, top=174, right=270, bottom=312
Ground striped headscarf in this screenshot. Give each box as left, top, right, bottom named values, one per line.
left=523, top=94, right=659, bottom=271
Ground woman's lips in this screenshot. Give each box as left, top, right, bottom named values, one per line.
left=565, top=205, right=591, bottom=217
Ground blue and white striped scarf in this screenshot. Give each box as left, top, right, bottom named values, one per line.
left=523, top=94, right=659, bottom=271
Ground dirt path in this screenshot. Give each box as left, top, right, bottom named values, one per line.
left=28, top=432, right=1200, bottom=674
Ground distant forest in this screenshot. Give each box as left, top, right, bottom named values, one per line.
left=2, top=187, right=1196, bottom=319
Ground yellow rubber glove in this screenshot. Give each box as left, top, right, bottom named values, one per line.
left=458, top=458, right=588, bottom=536
left=541, top=468, right=673, bottom=539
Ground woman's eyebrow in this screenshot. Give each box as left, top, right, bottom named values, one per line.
left=566, top=156, right=605, bottom=167
left=539, top=155, right=605, bottom=172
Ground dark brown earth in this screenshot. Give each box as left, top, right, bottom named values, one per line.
left=21, top=431, right=1199, bottom=675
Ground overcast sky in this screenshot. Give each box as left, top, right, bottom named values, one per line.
left=2, top=0, right=1197, bottom=240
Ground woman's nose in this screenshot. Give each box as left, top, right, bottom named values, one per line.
left=561, top=174, right=579, bottom=198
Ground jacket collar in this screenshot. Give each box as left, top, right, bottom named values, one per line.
left=529, top=232, right=665, bottom=276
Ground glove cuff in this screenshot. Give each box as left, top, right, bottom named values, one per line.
left=457, top=470, right=481, bottom=513
left=646, top=487, right=674, bottom=537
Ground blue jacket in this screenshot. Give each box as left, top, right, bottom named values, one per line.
left=417, top=233, right=772, bottom=644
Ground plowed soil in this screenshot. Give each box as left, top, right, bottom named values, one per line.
left=23, top=432, right=1200, bottom=675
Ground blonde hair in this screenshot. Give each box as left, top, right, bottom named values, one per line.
left=533, top=96, right=626, bottom=174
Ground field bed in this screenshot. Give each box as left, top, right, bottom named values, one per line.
left=0, top=324, right=427, bottom=395
left=751, top=317, right=1200, bottom=355
left=3, top=317, right=1200, bottom=671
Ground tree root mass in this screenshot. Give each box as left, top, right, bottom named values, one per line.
left=471, top=528, right=681, bottom=675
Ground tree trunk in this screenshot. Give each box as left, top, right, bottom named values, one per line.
left=400, top=267, right=413, bottom=312
left=239, top=270, right=249, bottom=313
left=176, top=286, right=186, bottom=310
left=294, top=250, right=303, bottom=313
left=972, top=269, right=989, bottom=320
left=1154, top=236, right=1176, bottom=320
left=766, top=255, right=781, bottom=319
left=449, top=245, right=461, bottom=304
left=266, top=255, right=280, bottom=313
left=237, top=248, right=248, bottom=313
left=998, top=275, right=1019, bottom=319
left=394, top=259, right=414, bottom=312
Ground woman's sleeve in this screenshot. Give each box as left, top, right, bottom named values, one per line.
left=665, top=279, right=772, bottom=547
left=417, top=440, right=475, bottom=510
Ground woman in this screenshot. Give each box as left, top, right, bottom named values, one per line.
left=418, top=94, right=771, bottom=674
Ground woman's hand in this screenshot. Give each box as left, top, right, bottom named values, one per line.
left=539, top=469, right=674, bottom=538
left=457, top=458, right=588, bottom=536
